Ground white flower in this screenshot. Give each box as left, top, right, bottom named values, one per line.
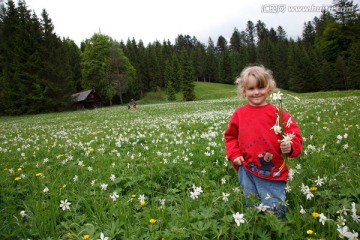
left=100, top=183, right=108, bottom=190
left=91, top=180, right=96, bottom=186
left=337, top=225, right=349, bottom=239
left=59, top=199, right=71, bottom=211
left=286, top=117, right=293, bottom=128
left=337, top=225, right=358, bottom=240
left=300, top=205, right=306, bottom=214
left=300, top=183, right=314, bottom=200
left=337, top=215, right=347, bottom=226
left=138, top=194, right=145, bottom=202
left=343, top=143, right=349, bottom=150
left=315, top=176, right=325, bottom=186
left=190, top=185, right=203, bottom=200
left=20, top=210, right=27, bottom=218
left=270, top=124, right=282, bottom=135
left=190, top=191, right=199, bottom=200
left=351, top=202, right=357, bottom=214
left=306, top=191, right=314, bottom=200
left=98, top=232, right=109, bottom=240
left=319, top=213, right=327, bottom=225
left=271, top=91, right=283, bottom=101
left=110, top=191, right=119, bottom=202
left=222, top=192, right=230, bottom=202
left=233, top=212, right=246, bottom=226
left=159, top=198, right=166, bottom=208
left=281, top=133, right=295, bottom=145
left=257, top=203, right=270, bottom=213
left=73, top=175, right=78, bottom=182
left=344, top=231, right=358, bottom=240
left=43, top=187, right=49, bottom=193
left=110, top=174, right=116, bottom=182
left=221, top=178, right=226, bottom=184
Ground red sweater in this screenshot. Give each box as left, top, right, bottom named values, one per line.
left=224, top=103, right=302, bottom=182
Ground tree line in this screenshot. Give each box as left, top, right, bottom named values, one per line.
left=0, top=0, right=359, bottom=115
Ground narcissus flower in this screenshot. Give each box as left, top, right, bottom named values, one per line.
left=233, top=212, right=246, bottom=226
left=59, top=199, right=71, bottom=211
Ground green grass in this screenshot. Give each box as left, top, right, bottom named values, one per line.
left=0, top=87, right=359, bottom=239
left=194, top=82, right=238, bottom=100
left=138, top=82, right=238, bottom=105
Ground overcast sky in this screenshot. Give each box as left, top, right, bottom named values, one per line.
left=22, top=0, right=338, bottom=46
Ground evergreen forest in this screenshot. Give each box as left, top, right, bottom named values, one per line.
left=0, top=0, right=359, bottom=115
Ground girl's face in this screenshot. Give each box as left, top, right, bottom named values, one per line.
left=244, top=75, right=269, bottom=106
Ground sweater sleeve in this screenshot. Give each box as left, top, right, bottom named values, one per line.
left=224, top=111, right=242, bottom=161
left=282, top=111, right=303, bottom=158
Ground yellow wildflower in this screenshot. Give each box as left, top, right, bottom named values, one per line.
left=312, top=212, right=320, bottom=218
left=149, top=218, right=157, bottom=224
left=18, top=168, right=22, bottom=172
left=36, top=173, right=43, bottom=177
left=82, top=235, right=90, bottom=240
left=15, top=177, right=21, bottom=181
left=140, top=201, right=146, bottom=207
left=310, top=187, right=317, bottom=191
left=131, top=194, right=136, bottom=198
left=307, top=229, right=314, bottom=235
left=89, top=147, right=94, bottom=152
left=348, top=124, right=353, bottom=128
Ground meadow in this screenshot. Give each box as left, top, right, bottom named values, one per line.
left=0, top=86, right=359, bottom=239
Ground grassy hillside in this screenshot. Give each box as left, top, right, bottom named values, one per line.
left=139, top=82, right=238, bottom=104
left=139, top=82, right=360, bottom=105
left=194, top=82, right=238, bottom=100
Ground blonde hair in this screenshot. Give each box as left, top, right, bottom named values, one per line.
left=235, top=65, right=276, bottom=98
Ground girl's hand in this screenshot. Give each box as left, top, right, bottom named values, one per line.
left=280, top=142, right=292, bottom=154
left=233, top=156, right=244, bottom=166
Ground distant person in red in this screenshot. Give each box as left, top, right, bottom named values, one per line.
left=131, top=99, right=137, bottom=109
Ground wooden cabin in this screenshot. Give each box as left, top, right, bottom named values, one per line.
left=71, top=89, right=102, bottom=110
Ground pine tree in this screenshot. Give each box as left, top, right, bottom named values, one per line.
left=347, top=41, right=360, bottom=89
left=164, top=59, right=176, bottom=101
left=205, top=38, right=218, bottom=82
left=245, top=21, right=256, bottom=63
left=179, top=50, right=195, bottom=101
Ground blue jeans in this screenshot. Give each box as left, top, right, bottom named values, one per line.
left=238, top=166, right=286, bottom=211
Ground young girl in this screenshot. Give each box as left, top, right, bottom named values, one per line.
left=224, top=65, right=303, bottom=218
